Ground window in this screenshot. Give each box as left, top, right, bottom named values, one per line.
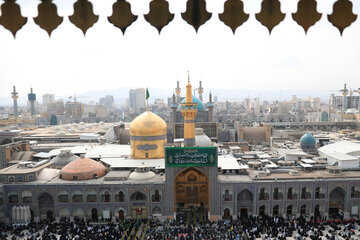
left=273, top=188, right=279, bottom=200
left=152, top=190, right=161, bottom=202
left=101, top=191, right=111, bottom=202
left=259, top=188, right=268, bottom=200
left=72, top=193, right=83, bottom=203
left=351, top=186, right=360, bottom=198
left=224, top=189, right=231, bottom=201
left=86, top=192, right=97, bottom=202
left=273, top=205, right=279, bottom=215
left=58, top=193, right=69, bottom=203
left=8, top=192, right=18, bottom=204
left=315, top=187, right=320, bottom=199
left=300, top=204, right=306, bottom=215
left=286, top=205, right=293, bottom=215
left=22, top=190, right=32, bottom=203
left=116, top=191, right=125, bottom=202
left=259, top=205, right=265, bottom=216
left=287, top=187, right=296, bottom=200
left=300, top=188, right=311, bottom=199
left=145, top=153, right=149, bottom=158
left=73, top=176, right=78, bottom=180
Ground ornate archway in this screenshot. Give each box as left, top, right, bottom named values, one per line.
left=237, top=189, right=253, bottom=217
left=130, top=191, right=147, bottom=219
left=329, top=186, right=346, bottom=218
left=38, top=192, right=54, bottom=221
left=174, top=167, right=209, bottom=213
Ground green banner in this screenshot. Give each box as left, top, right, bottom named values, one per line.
left=165, top=147, right=217, bottom=167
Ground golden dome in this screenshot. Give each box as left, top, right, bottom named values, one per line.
left=130, top=111, right=167, bottom=159
left=130, top=111, right=167, bottom=136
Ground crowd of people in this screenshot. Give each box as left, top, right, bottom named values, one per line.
left=0, top=215, right=359, bottom=240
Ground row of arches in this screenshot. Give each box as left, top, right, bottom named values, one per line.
left=223, top=186, right=326, bottom=202
left=231, top=187, right=347, bottom=218
left=33, top=191, right=161, bottom=221
left=5, top=189, right=163, bottom=205
left=224, top=186, right=329, bottom=202
left=224, top=204, right=323, bottom=219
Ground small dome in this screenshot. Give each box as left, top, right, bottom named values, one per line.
left=128, top=165, right=155, bottom=181
left=300, top=132, right=316, bottom=152
left=60, top=156, right=107, bottom=180
left=130, top=111, right=167, bottom=136
left=52, top=150, right=78, bottom=169
left=178, top=95, right=206, bottom=111
left=195, top=128, right=212, bottom=147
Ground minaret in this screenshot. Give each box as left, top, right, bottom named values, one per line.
left=198, top=81, right=204, bottom=102
left=171, top=93, right=177, bottom=123
left=171, top=93, right=177, bottom=140
left=175, top=81, right=181, bottom=104
left=207, top=91, right=214, bottom=122
left=11, top=86, right=19, bottom=117
left=340, top=83, right=348, bottom=112
left=28, top=88, right=36, bottom=116
left=180, top=72, right=197, bottom=146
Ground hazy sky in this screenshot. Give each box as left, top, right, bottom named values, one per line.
left=0, top=0, right=360, bottom=101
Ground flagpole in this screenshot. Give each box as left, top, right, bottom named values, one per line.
left=146, top=87, right=149, bottom=112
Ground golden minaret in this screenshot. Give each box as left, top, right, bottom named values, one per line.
left=181, top=72, right=197, bottom=146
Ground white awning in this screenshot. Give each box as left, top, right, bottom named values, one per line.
left=302, top=159, right=315, bottom=164
left=218, top=155, right=244, bottom=170
left=300, top=163, right=313, bottom=168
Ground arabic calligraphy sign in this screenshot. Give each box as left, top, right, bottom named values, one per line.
left=165, top=147, right=217, bottom=167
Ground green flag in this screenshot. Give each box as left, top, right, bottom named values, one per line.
left=146, top=88, right=150, bottom=100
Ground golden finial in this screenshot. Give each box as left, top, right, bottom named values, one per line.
left=188, top=71, right=190, bottom=83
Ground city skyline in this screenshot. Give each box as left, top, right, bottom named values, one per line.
left=0, top=84, right=356, bottom=107
left=0, top=0, right=360, bottom=100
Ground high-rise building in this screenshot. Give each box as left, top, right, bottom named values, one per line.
left=43, top=94, right=55, bottom=106
left=48, top=100, right=64, bottom=115
left=129, top=88, right=145, bottom=114
left=99, top=95, right=114, bottom=108
left=28, top=88, right=36, bottom=116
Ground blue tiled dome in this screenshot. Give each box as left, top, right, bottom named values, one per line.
left=178, top=95, right=206, bottom=111
left=300, top=132, right=316, bottom=152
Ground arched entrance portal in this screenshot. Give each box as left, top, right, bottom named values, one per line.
left=91, top=208, right=98, bottom=221
left=118, top=210, right=124, bottom=220
left=329, top=187, right=346, bottom=218
left=130, top=191, right=147, bottom=219
left=223, top=208, right=230, bottom=219
left=174, top=167, right=209, bottom=221
left=38, top=192, right=54, bottom=221
left=237, top=189, right=253, bottom=218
